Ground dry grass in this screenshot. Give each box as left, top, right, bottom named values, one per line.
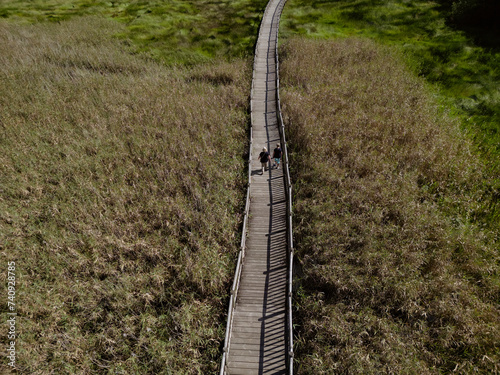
left=280, top=37, right=500, bottom=374
left=0, top=17, right=251, bottom=374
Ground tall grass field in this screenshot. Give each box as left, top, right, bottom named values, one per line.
left=0, top=0, right=499, bottom=373
left=278, top=3, right=500, bottom=370
left=280, top=0, right=500, bottom=224
left=0, top=17, right=251, bottom=374
left=280, top=37, right=499, bottom=374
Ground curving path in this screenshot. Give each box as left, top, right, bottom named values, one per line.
left=223, top=0, right=290, bottom=374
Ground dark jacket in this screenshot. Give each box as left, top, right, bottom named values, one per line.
left=259, top=151, right=270, bottom=162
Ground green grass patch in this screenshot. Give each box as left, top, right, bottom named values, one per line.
left=0, top=0, right=269, bottom=64
left=0, top=16, right=251, bottom=374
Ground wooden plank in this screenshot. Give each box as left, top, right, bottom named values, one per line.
left=236, top=288, right=286, bottom=295
left=231, top=333, right=285, bottom=344
left=236, top=285, right=287, bottom=294
left=227, top=361, right=260, bottom=370
left=229, top=351, right=285, bottom=363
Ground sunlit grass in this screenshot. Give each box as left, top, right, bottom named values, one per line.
left=280, top=0, right=500, bottom=223
left=0, top=17, right=251, bottom=374
left=280, top=37, right=500, bottom=375
left=0, top=0, right=268, bottom=64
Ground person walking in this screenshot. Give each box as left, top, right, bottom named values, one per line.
left=259, top=147, right=270, bottom=174
left=272, top=143, right=282, bottom=169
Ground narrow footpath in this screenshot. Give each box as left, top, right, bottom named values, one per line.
left=225, top=0, right=289, bottom=374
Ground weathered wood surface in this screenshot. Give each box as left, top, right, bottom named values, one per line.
left=226, top=0, right=288, bottom=374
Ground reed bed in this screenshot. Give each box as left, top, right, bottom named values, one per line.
left=280, top=37, right=499, bottom=374
left=0, top=17, right=251, bottom=374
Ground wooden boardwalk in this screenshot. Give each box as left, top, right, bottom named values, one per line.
left=225, top=0, right=289, bottom=374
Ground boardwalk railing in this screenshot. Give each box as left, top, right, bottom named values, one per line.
left=220, top=0, right=293, bottom=373
left=274, top=2, right=294, bottom=373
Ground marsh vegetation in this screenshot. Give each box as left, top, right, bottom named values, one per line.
left=0, top=0, right=498, bottom=373
left=281, top=0, right=500, bottom=224
left=0, top=17, right=251, bottom=374
left=0, top=0, right=268, bottom=64
left=280, top=37, right=499, bottom=374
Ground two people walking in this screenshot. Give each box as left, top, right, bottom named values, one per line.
left=259, top=144, right=282, bottom=174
